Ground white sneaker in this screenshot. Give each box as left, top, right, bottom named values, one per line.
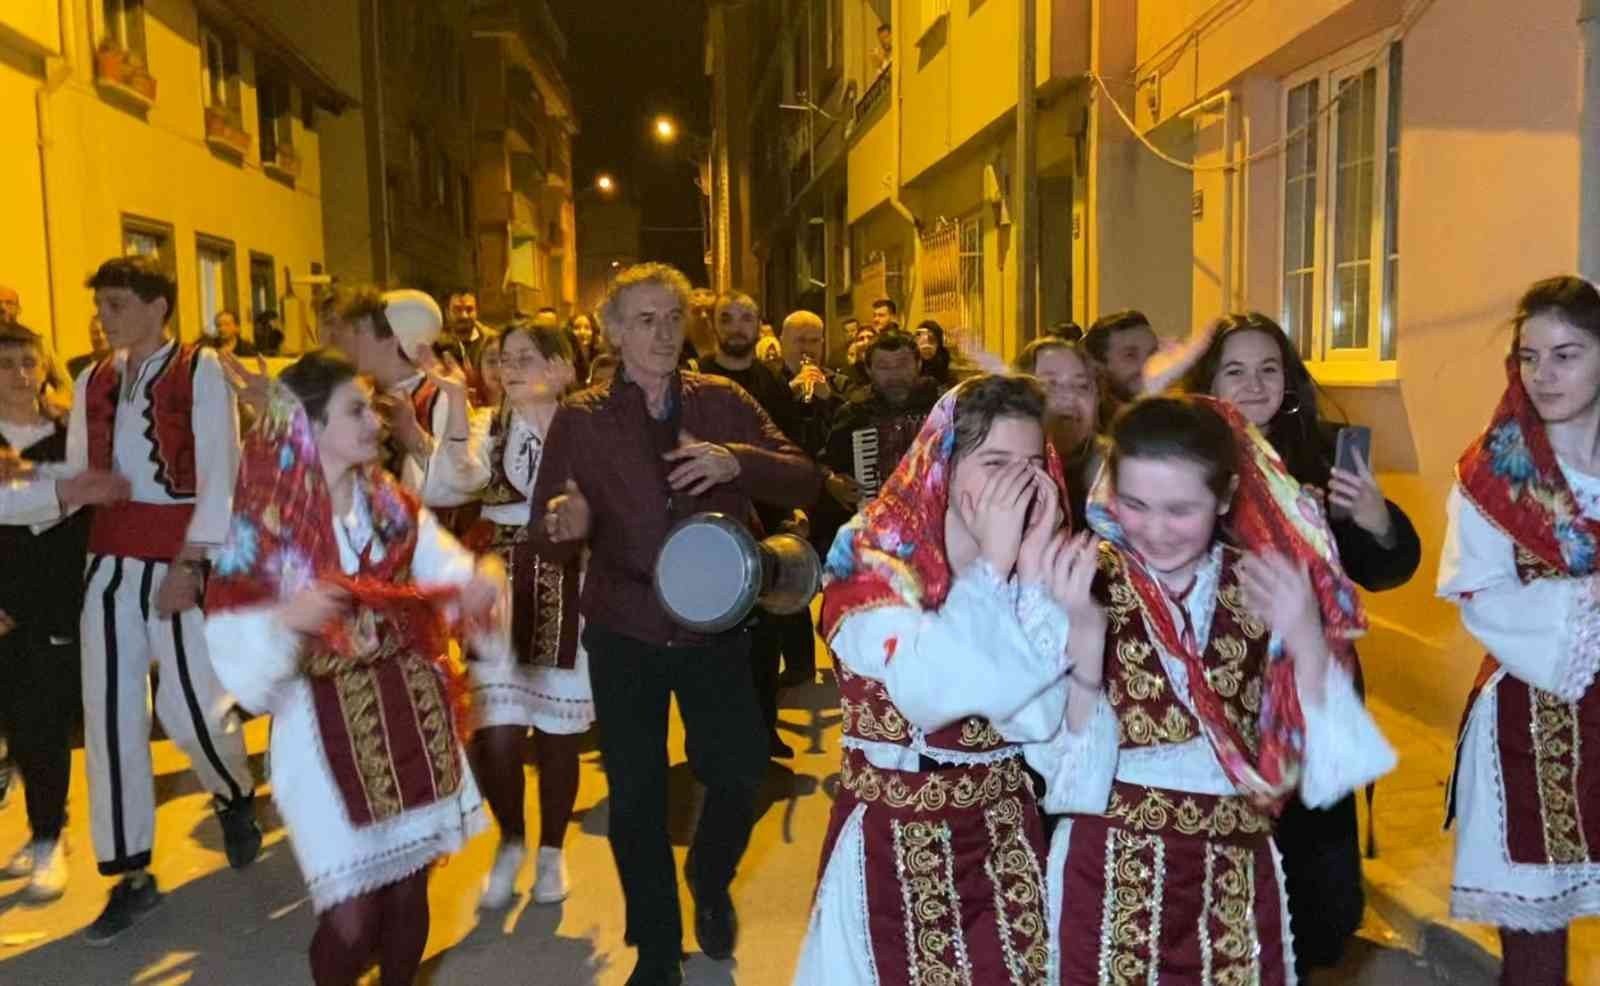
left=531, top=846, right=568, bottom=905
left=25, top=839, right=67, bottom=903
left=479, top=842, right=525, bottom=910
left=2, top=842, right=34, bottom=879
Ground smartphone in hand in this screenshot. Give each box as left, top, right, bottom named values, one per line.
left=1330, top=426, right=1373, bottom=519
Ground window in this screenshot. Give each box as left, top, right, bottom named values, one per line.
left=200, top=24, right=241, bottom=114
left=1280, top=37, right=1402, bottom=373
left=101, top=0, right=147, bottom=58
left=257, top=70, right=294, bottom=163
left=957, top=213, right=983, bottom=351
left=196, top=236, right=239, bottom=337
left=121, top=215, right=178, bottom=330
left=249, top=253, right=277, bottom=321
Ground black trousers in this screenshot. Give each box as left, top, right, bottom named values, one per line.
left=749, top=618, right=781, bottom=737
left=774, top=608, right=817, bottom=678
left=0, top=625, right=77, bottom=842
left=1274, top=793, right=1363, bottom=973
left=585, top=625, right=768, bottom=958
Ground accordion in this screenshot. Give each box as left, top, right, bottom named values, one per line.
left=849, top=413, right=925, bottom=501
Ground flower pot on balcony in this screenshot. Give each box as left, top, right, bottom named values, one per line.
left=129, top=70, right=158, bottom=102
left=264, top=146, right=302, bottom=182
left=96, top=47, right=126, bottom=81
left=204, top=107, right=251, bottom=159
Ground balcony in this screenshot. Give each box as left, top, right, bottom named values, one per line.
left=263, top=143, right=302, bottom=183
left=849, top=64, right=890, bottom=141
left=94, top=42, right=158, bottom=111
left=204, top=105, right=252, bottom=159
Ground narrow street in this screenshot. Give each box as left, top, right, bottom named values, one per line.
left=0, top=655, right=1463, bottom=986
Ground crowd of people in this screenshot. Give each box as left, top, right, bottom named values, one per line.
left=0, top=256, right=1594, bottom=986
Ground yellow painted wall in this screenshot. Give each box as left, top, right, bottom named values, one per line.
left=31, top=0, right=330, bottom=362
left=1, top=0, right=60, bottom=55
left=1131, top=0, right=1584, bottom=729
left=0, top=53, right=53, bottom=349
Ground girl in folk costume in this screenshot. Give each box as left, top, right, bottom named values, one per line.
left=1182, top=312, right=1422, bottom=974
left=431, top=319, right=592, bottom=909
left=203, top=351, right=503, bottom=986
left=1439, top=276, right=1600, bottom=986
left=1032, top=396, right=1396, bottom=985
left=794, top=375, right=1087, bottom=986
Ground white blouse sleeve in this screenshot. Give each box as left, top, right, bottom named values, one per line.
left=1297, top=660, right=1398, bottom=808
left=417, top=399, right=486, bottom=508
left=829, top=560, right=1069, bottom=742
left=1024, top=682, right=1121, bottom=815
left=411, top=506, right=511, bottom=663
left=205, top=607, right=303, bottom=715
left=422, top=406, right=493, bottom=504
left=1437, top=484, right=1600, bottom=702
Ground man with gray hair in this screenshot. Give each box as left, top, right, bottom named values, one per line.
left=524, top=263, right=819, bottom=983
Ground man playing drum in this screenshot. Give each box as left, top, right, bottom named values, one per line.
left=524, top=263, right=821, bottom=986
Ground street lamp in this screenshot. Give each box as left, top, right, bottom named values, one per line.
left=595, top=173, right=616, bottom=195
left=653, top=116, right=678, bottom=144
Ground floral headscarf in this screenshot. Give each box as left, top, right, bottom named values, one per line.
left=1086, top=395, right=1366, bottom=811
left=206, top=382, right=470, bottom=828
left=1457, top=355, right=1600, bottom=581
left=819, top=378, right=1069, bottom=639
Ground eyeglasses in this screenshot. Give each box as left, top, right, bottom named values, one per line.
left=500, top=355, right=565, bottom=370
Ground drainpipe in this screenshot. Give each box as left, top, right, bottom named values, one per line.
left=1581, top=0, right=1600, bottom=281
left=36, top=0, right=77, bottom=358
left=889, top=0, right=919, bottom=301
left=1016, top=0, right=1038, bottom=345
left=1179, top=90, right=1235, bottom=311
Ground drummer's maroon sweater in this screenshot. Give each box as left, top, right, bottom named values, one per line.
left=526, top=369, right=821, bottom=647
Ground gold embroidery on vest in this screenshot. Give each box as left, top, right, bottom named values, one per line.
left=840, top=694, right=910, bottom=743
left=959, top=717, right=1006, bottom=749
left=840, top=754, right=1028, bottom=812
left=334, top=667, right=402, bottom=822
left=1106, top=787, right=1271, bottom=839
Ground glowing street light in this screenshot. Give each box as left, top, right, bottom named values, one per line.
left=653, top=116, right=678, bottom=143
left=595, top=173, right=616, bottom=194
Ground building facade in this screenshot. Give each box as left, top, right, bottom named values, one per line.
left=2, top=0, right=358, bottom=361
left=320, top=0, right=475, bottom=301
left=465, top=0, right=577, bottom=322
left=712, top=0, right=1597, bottom=730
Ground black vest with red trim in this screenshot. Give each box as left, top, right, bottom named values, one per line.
left=381, top=377, right=442, bottom=480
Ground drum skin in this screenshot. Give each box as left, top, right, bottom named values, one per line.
left=654, top=513, right=763, bottom=633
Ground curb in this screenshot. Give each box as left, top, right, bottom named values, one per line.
left=1363, top=864, right=1498, bottom=986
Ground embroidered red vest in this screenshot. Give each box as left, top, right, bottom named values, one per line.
left=1097, top=546, right=1270, bottom=755
left=836, top=662, right=1011, bottom=758
left=85, top=343, right=202, bottom=497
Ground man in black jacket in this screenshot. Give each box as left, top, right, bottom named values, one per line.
left=812, top=329, right=939, bottom=559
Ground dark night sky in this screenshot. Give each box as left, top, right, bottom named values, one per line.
left=549, top=0, right=712, bottom=283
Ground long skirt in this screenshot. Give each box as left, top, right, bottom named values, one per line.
left=794, top=749, right=1052, bottom=985
left=1052, top=782, right=1295, bottom=985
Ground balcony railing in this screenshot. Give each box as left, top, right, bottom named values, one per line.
left=853, top=64, right=890, bottom=131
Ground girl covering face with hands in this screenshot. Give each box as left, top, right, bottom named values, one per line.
left=1026, top=395, right=1395, bottom=985
left=794, top=375, right=1091, bottom=986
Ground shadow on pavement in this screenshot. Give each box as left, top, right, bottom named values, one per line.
left=0, top=844, right=320, bottom=985
left=418, top=899, right=605, bottom=985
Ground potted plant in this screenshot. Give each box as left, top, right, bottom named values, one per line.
left=126, top=52, right=157, bottom=101
left=96, top=39, right=126, bottom=83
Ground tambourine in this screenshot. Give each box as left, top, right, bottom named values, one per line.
left=653, top=512, right=822, bottom=634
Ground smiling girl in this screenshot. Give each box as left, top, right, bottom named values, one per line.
left=1439, top=276, right=1600, bottom=986
left=1031, top=395, right=1395, bottom=984
left=1181, top=313, right=1422, bottom=972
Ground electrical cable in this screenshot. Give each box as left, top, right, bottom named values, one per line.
left=1088, top=0, right=1439, bottom=174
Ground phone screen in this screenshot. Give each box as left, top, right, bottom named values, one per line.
left=1334, top=426, right=1373, bottom=475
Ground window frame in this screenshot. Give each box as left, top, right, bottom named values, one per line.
left=195, top=234, right=240, bottom=341
left=957, top=211, right=984, bottom=353
left=120, top=214, right=179, bottom=332
left=248, top=252, right=277, bottom=324
left=101, top=0, right=148, bottom=58
left=199, top=22, right=242, bottom=116
left=1277, top=33, right=1402, bottom=385
left=256, top=67, right=295, bottom=164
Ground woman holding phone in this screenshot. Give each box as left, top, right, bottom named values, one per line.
left=1181, top=312, right=1421, bottom=975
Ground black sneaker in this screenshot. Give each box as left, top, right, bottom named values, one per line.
left=690, top=878, right=738, bottom=961
left=84, top=875, right=163, bottom=946
left=215, top=794, right=262, bottom=869
left=624, top=952, right=683, bottom=986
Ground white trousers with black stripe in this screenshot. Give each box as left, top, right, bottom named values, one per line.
left=81, top=555, right=253, bottom=875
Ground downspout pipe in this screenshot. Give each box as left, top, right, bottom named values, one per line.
left=889, top=0, right=920, bottom=287
left=1179, top=90, right=1235, bottom=311
left=36, top=0, right=78, bottom=362
left=1581, top=0, right=1600, bottom=281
